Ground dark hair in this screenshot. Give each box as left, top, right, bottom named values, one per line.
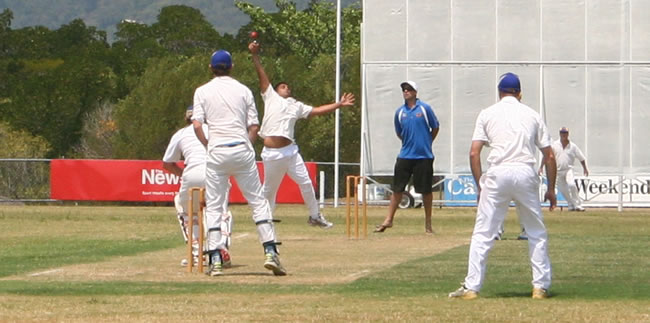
left=499, top=88, right=520, bottom=94
left=211, top=66, right=231, bottom=76
left=274, top=81, right=289, bottom=91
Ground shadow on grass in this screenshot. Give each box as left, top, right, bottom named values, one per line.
left=493, top=291, right=536, bottom=298
left=220, top=272, right=277, bottom=277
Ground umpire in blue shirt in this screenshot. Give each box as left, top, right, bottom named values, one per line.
left=375, top=80, right=440, bottom=233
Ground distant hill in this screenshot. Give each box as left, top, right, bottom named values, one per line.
left=0, top=0, right=359, bottom=42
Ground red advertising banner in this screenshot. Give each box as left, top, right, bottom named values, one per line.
left=50, top=159, right=317, bottom=203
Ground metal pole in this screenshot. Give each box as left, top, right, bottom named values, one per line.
left=334, top=0, right=342, bottom=207
left=360, top=22, right=366, bottom=189
left=319, top=171, right=325, bottom=209
left=617, top=0, right=626, bottom=212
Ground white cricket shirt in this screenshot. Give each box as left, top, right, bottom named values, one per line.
left=551, top=139, right=586, bottom=172
left=472, top=96, right=552, bottom=167
left=258, top=85, right=313, bottom=141
left=162, top=124, right=208, bottom=173
left=192, top=76, right=259, bottom=148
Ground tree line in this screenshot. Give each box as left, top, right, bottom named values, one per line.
left=0, top=0, right=362, bottom=164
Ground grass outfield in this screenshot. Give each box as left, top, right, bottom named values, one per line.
left=0, top=204, right=648, bottom=322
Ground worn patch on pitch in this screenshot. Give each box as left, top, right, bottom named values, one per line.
left=3, top=227, right=466, bottom=285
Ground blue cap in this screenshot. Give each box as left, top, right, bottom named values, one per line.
left=210, top=50, right=232, bottom=70
left=498, top=72, right=521, bottom=93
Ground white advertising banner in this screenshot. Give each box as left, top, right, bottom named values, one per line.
left=443, top=175, right=650, bottom=207
left=574, top=176, right=650, bottom=204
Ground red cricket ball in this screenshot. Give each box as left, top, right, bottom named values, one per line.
left=249, top=31, right=259, bottom=39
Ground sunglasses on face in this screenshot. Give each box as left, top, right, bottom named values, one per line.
left=402, top=87, right=415, bottom=92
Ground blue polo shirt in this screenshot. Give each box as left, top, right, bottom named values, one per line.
left=394, top=99, right=439, bottom=159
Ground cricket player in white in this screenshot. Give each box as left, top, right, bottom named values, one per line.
left=449, top=73, right=557, bottom=300
left=248, top=42, right=355, bottom=228
left=162, top=106, right=232, bottom=267
left=540, top=127, right=589, bottom=211
left=192, top=50, right=285, bottom=276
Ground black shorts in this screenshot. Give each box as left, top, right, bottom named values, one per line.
left=392, top=158, right=434, bottom=193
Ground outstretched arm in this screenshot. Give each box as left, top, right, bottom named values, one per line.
left=248, top=42, right=270, bottom=93
left=308, top=93, right=356, bottom=117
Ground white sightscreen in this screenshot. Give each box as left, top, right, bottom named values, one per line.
left=362, top=0, right=650, bottom=176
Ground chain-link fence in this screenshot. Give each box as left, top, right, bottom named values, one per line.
left=0, top=159, right=52, bottom=202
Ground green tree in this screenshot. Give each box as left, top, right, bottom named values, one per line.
left=4, top=60, right=115, bottom=157
left=0, top=9, right=13, bottom=97
left=152, top=5, right=225, bottom=56
left=0, top=121, right=50, bottom=199
left=0, top=9, right=12, bottom=52
left=112, top=55, right=209, bottom=159
left=111, top=47, right=286, bottom=159
left=52, top=19, right=109, bottom=57
left=0, top=8, right=10, bottom=30
left=235, top=0, right=361, bottom=60
left=1, top=25, right=53, bottom=59
left=110, top=19, right=165, bottom=97
left=232, top=1, right=362, bottom=163
left=0, top=18, right=116, bottom=157
left=0, top=121, right=50, bottom=158
left=289, top=50, right=361, bottom=163
left=110, top=5, right=237, bottom=98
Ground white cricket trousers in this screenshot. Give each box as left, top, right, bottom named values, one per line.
left=557, top=169, right=582, bottom=209
left=204, top=144, right=275, bottom=252
left=174, top=164, right=206, bottom=216
left=261, top=145, right=319, bottom=217
left=173, top=165, right=205, bottom=243
left=464, top=164, right=552, bottom=291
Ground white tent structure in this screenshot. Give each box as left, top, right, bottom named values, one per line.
left=360, top=0, right=650, bottom=208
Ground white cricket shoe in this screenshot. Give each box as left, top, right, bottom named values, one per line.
left=308, top=213, right=333, bottom=229
left=532, top=287, right=550, bottom=299
left=448, top=284, right=479, bottom=300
